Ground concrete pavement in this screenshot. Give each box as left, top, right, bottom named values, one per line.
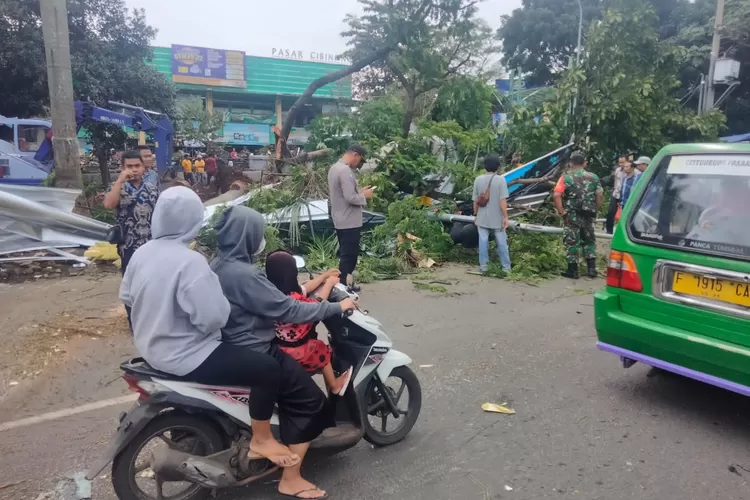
left=1, top=269, right=749, bottom=499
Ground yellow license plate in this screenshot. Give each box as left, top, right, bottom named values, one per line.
left=672, top=271, right=750, bottom=308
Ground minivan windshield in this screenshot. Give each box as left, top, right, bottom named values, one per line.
left=629, top=153, right=750, bottom=261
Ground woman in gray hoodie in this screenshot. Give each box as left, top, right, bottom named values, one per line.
left=121, top=187, right=302, bottom=469
left=212, top=206, right=354, bottom=500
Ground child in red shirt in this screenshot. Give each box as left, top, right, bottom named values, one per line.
left=265, top=250, right=353, bottom=396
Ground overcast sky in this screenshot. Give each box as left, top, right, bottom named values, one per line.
left=124, top=0, right=519, bottom=59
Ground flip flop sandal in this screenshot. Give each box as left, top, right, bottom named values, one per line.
left=279, top=488, right=329, bottom=499
left=247, top=450, right=300, bottom=468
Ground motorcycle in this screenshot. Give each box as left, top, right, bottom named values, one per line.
left=87, top=256, right=422, bottom=500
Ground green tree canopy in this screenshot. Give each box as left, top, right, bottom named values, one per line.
left=346, top=0, right=497, bottom=137
left=0, top=0, right=175, bottom=184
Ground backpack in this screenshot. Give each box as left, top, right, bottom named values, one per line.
left=476, top=173, right=496, bottom=207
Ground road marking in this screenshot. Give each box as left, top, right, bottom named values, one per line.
left=0, top=394, right=136, bottom=432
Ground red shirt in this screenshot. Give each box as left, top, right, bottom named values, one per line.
left=204, top=157, right=217, bottom=174
left=275, top=292, right=317, bottom=343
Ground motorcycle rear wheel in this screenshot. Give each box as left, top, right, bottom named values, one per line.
left=111, top=413, right=224, bottom=500
left=362, top=366, right=422, bottom=447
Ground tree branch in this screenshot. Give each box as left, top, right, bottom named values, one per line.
left=280, top=45, right=395, bottom=143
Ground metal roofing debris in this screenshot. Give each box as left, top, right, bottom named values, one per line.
left=0, top=185, right=110, bottom=263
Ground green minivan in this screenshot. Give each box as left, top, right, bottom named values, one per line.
left=595, top=143, right=750, bottom=395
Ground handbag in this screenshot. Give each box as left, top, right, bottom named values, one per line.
left=476, top=173, right=496, bottom=207
left=107, top=224, right=123, bottom=245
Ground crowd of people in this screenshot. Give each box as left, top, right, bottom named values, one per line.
left=179, top=153, right=218, bottom=187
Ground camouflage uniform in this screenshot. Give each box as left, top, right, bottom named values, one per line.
left=561, top=168, right=603, bottom=264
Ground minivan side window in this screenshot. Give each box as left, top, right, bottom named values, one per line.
left=629, top=154, right=750, bottom=261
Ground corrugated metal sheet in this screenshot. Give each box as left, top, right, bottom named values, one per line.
left=149, top=47, right=352, bottom=99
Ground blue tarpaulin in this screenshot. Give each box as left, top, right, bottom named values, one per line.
left=720, top=132, right=750, bottom=143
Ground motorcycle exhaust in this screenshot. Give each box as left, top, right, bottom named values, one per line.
left=150, top=447, right=236, bottom=488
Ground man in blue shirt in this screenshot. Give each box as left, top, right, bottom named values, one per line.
left=619, top=161, right=641, bottom=208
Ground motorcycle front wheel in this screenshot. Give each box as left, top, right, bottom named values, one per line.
left=111, top=413, right=224, bottom=500
left=362, top=366, right=422, bottom=447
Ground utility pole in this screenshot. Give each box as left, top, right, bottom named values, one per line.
left=40, top=0, right=82, bottom=189
left=704, top=0, right=725, bottom=112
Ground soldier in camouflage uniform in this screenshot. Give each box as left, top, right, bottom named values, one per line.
left=552, top=152, right=604, bottom=279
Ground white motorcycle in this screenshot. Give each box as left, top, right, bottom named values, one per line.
left=88, top=256, right=422, bottom=500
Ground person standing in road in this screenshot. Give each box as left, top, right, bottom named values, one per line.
left=204, top=153, right=217, bottom=186
left=605, top=155, right=628, bottom=234
left=327, top=144, right=373, bottom=287
left=472, top=154, right=511, bottom=273
left=181, top=155, right=194, bottom=185
left=553, top=152, right=603, bottom=279
left=103, top=150, right=159, bottom=325
left=137, top=145, right=159, bottom=189
left=194, top=155, right=206, bottom=185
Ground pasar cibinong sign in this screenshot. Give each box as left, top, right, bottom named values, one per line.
left=271, top=48, right=348, bottom=63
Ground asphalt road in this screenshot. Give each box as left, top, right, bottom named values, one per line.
left=2, top=269, right=750, bottom=499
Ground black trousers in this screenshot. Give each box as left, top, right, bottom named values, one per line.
left=184, top=344, right=329, bottom=445
left=119, top=246, right=136, bottom=329
left=183, top=343, right=281, bottom=421
left=605, top=195, right=619, bottom=234
left=336, top=227, right=361, bottom=285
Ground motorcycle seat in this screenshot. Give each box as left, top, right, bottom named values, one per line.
left=121, top=357, right=191, bottom=382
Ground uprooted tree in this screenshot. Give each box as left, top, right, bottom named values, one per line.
left=278, top=0, right=483, bottom=154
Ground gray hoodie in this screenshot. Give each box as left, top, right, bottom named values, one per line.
left=211, top=206, right=341, bottom=352
left=120, top=187, right=230, bottom=376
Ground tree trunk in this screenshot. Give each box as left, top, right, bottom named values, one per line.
left=280, top=46, right=395, bottom=144
left=402, top=91, right=416, bottom=138
left=98, top=150, right=111, bottom=186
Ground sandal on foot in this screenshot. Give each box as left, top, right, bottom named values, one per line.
left=279, top=488, right=328, bottom=499
left=247, top=450, right=300, bottom=468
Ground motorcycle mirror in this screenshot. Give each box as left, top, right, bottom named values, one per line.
left=293, top=255, right=306, bottom=269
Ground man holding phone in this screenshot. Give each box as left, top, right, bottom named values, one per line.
left=103, top=150, right=159, bottom=325
left=327, top=144, right=374, bottom=287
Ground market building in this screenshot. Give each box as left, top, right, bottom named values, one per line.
left=148, top=45, right=353, bottom=150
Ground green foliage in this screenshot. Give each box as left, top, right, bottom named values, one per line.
left=304, top=233, right=340, bottom=271
left=378, top=136, right=436, bottom=193
left=305, top=115, right=352, bottom=155
left=500, top=107, right=563, bottom=163
left=264, top=225, right=284, bottom=255
left=175, top=97, right=224, bottom=144
left=0, top=0, right=176, bottom=186
left=356, top=256, right=406, bottom=283
left=41, top=172, right=56, bottom=187
left=346, top=0, right=498, bottom=137
left=431, top=77, right=495, bottom=130
left=197, top=206, right=226, bottom=251
left=371, top=197, right=454, bottom=259
left=526, top=0, right=726, bottom=172
left=351, top=95, right=405, bottom=144
left=505, top=232, right=567, bottom=282
left=498, top=0, right=748, bottom=134
left=0, top=0, right=176, bottom=185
